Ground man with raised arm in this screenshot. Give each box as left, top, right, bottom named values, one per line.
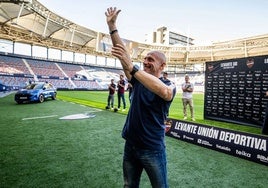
left=105, top=7, right=176, bottom=188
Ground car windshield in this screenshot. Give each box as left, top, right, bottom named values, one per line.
left=25, top=83, right=44, bottom=90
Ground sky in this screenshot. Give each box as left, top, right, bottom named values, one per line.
left=38, top=0, right=268, bottom=45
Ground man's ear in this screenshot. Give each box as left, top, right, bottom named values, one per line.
left=161, top=63, right=166, bottom=70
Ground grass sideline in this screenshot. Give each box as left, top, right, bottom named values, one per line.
left=1, top=92, right=267, bottom=188
left=57, top=90, right=262, bottom=135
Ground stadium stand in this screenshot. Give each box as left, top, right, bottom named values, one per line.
left=27, top=59, right=65, bottom=77
left=57, top=63, right=85, bottom=78
left=0, top=56, right=31, bottom=75
left=0, top=0, right=267, bottom=65
left=0, top=53, right=124, bottom=90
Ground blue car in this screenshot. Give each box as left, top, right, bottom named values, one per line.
left=14, top=82, right=57, bottom=104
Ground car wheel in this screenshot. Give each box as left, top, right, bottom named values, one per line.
left=52, top=93, right=57, bottom=100
left=39, top=94, right=44, bottom=103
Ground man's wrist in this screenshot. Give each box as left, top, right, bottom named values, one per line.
left=130, top=65, right=140, bottom=76
left=110, top=29, right=118, bottom=35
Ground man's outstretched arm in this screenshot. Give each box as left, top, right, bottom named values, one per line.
left=105, top=7, right=175, bottom=101
left=105, top=7, right=132, bottom=79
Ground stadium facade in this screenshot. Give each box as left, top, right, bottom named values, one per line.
left=148, top=26, right=195, bottom=46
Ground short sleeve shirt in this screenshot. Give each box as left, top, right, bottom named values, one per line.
left=182, top=82, right=194, bottom=99
left=122, top=76, right=176, bottom=150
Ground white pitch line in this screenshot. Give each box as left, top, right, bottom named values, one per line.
left=93, top=109, right=102, bottom=112
left=85, top=109, right=102, bottom=113
left=22, top=115, right=58, bottom=120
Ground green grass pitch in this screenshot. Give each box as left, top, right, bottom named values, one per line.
left=0, top=91, right=267, bottom=187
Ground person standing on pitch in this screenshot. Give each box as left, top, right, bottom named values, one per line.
left=105, top=7, right=176, bottom=188
left=182, top=74, right=195, bottom=121
left=117, top=74, right=126, bottom=110
left=163, top=71, right=169, bottom=81
left=106, top=78, right=116, bottom=109
left=163, top=72, right=171, bottom=117
left=127, top=81, right=133, bottom=104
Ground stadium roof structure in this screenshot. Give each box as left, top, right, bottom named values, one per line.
left=0, top=0, right=268, bottom=65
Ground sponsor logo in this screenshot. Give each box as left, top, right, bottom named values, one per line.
left=197, top=139, right=213, bottom=147
left=236, top=150, right=251, bottom=158
left=216, top=144, right=231, bottom=152
left=257, top=155, right=268, bottom=163
left=183, top=135, right=194, bottom=141
left=170, top=131, right=181, bottom=138
left=246, top=58, right=254, bottom=68
left=208, top=64, right=214, bottom=72
left=165, top=119, right=173, bottom=133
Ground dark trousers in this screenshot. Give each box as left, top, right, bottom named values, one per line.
left=118, top=93, right=126, bottom=109
left=123, top=142, right=168, bottom=188
left=107, top=94, right=114, bottom=108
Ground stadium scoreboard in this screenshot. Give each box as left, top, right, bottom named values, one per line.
left=204, top=55, right=268, bottom=127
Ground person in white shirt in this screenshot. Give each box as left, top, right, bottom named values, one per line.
left=181, top=74, right=195, bottom=121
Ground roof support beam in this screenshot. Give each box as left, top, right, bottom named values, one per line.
left=42, top=13, right=49, bottom=37
left=15, top=2, right=24, bottom=24
left=70, top=27, right=75, bottom=46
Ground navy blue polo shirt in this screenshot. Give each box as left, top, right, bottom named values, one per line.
left=122, top=76, right=176, bottom=150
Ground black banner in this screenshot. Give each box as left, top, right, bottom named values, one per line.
left=204, top=55, right=268, bottom=127
left=36, top=75, right=68, bottom=80
left=165, top=118, right=268, bottom=166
